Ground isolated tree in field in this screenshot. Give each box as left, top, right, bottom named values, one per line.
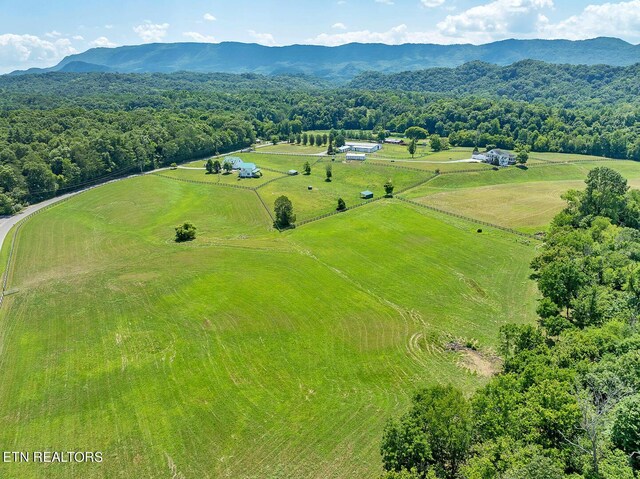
left=170, top=162, right=178, bottom=169
left=325, top=164, right=332, bottom=182
left=430, top=134, right=443, bottom=152
left=335, top=134, right=346, bottom=148
left=516, top=149, right=529, bottom=165
left=384, top=179, right=394, bottom=197
left=205, top=158, right=214, bottom=174
left=302, top=133, right=308, bottom=145
left=212, top=159, right=221, bottom=174
left=274, top=195, right=296, bottom=228
left=381, top=385, right=472, bottom=479
left=271, top=135, right=279, bottom=145
left=377, top=130, right=387, bottom=143
left=408, top=138, right=417, bottom=158
left=303, top=161, right=311, bottom=175
left=222, top=161, right=233, bottom=174
left=404, top=126, right=428, bottom=140
left=337, top=198, right=346, bottom=211
left=175, top=222, right=197, bottom=242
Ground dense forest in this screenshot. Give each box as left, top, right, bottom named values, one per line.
left=380, top=167, right=640, bottom=478
left=1, top=66, right=639, bottom=214
left=348, top=61, right=640, bottom=108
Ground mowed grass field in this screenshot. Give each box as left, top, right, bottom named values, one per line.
left=0, top=164, right=538, bottom=478
left=257, top=160, right=434, bottom=221
left=404, top=160, right=640, bottom=233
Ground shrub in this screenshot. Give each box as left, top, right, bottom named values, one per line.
left=175, top=222, right=197, bottom=242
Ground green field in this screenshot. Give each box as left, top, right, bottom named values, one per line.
left=6, top=151, right=629, bottom=477
left=160, top=166, right=287, bottom=187
left=403, top=160, right=640, bottom=233
left=257, top=160, right=433, bottom=221
left=0, top=154, right=540, bottom=477
left=256, top=143, right=327, bottom=155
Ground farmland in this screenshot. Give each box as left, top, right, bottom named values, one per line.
left=3, top=146, right=640, bottom=477
left=0, top=150, right=548, bottom=478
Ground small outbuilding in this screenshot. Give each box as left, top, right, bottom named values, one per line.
left=288, top=169, right=299, bottom=175
left=361, top=190, right=374, bottom=199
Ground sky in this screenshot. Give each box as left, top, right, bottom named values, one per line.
left=1, top=0, right=640, bottom=73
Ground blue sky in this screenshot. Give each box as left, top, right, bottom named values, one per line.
left=1, top=0, right=639, bottom=73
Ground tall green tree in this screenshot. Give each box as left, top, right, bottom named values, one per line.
left=408, top=138, right=417, bottom=158
left=274, top=195, right=296, bottom=228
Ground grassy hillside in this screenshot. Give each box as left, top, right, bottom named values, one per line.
left=0, top=167, right=537, bottom=478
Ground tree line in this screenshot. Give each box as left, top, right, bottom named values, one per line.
left=381, top=167, right=640, bottom=479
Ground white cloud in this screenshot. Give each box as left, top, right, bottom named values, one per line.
left=309, top=24, right=451, bottom=46
left=0, top=33, right=77, bottom=73
left=183, top=31, right=216, bottom=42
left=72, top=35, right=84, bottom=41
left=248, top=30, right=277, bottom=46
left=421, top=0, right=445, bottom=7
left=90, top=36, right=117, bottom=48
left=538, top=0, right=640, bottom=41
left=104, top=24, right=114, bottom=29
left=45, top=30, right=62, bottom=38
left=375, top=0, right=394, bottom=4
left=133, top=22, right=170, bottom=43
left=332, top=22, right=347, bottom=30
left=437, top=0, right=553, bottom=43
left=203, top=13, right=216, bottom=21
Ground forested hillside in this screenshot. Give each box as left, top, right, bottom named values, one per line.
left=348, top=61, right=640, bottom=107
left=11, top=37, right=640, bottom=79
left=1, top=69, right=639, bottom=215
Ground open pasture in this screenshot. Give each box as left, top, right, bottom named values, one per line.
left=161, top=166, right=286, bottom=187
left=402, top=160, right=640, bottom=233
left=257, top=160, right=433, bottom=221
left=0, top=169, right=538, bottom=478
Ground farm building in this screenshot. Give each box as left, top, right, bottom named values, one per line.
left=472, top=149, right=516, bottom=167
left=361, top=190, right=374, bottom=199
left=223, top=156, right=244, bottom=169
left=345, top=142, right=382, bottom=153
left=384, top=138, right=404, bottom=145
left=338, top=145, right=351, bottom=153
left=346, top=153, right=366, bottom=161
left=239, top=163, right=261, bottom=178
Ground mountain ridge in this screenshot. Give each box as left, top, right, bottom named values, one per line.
left=9, top=37, right=640, bottom=79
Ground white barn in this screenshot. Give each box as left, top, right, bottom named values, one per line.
left=345, top=142, right=381, bottom=153
left=346, top=153, right=366, bottom=161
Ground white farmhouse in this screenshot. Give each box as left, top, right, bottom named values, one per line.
left=473, top=149, right=516, bottom=167
left=239, top=162, right=261, bottom=178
